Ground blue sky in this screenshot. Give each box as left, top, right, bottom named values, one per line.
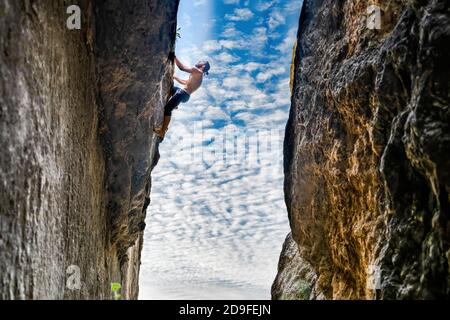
left=139, top=0, right=302, bottom=299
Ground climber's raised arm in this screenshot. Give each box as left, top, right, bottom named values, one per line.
left=175, top=56, right=194, bottom=73
left=174, top=76, right=187, bottom=85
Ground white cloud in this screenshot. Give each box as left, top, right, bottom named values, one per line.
left=203, top=39, right=245, bottom=53
left=270, top=77, right=292, bottom=107
left=219, top=40, right=242, bottom=49
left=285, top=0, right=303, bottom=13
left=275, top=27, right=297, bottom=53
left=216, top=51, right=240, bottom=64
left=251, top=27, right=268, bottom=48
left=225, top=8, right=254, bottom=21
left=256, top=0, right=278, bottom=11
left=194, top=0, right=207, bottom=6
left=203, top=105, right=230, bottom=122
left=268, top=10, right=285, bottom=30
left=256, top=65, right=286, bottom=82
left=223, top=0, right=240, bottom=4
left=235, top=62, right=265, bottom=73
left=222, top=76, right=244, bottom=88
left=203, top=40, right=222, bottom=52
left=221, top=23, right=240, bottom=38
left=218, top=24, right=268, bottom=54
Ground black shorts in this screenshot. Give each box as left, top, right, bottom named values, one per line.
left=164, top=86, right=190, bottom=116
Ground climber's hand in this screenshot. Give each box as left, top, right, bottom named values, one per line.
left=168, top=51, right=176, bottom=63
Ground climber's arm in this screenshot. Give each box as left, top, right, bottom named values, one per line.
left=174, top=76, right=187, bottom=85
left=175, top=56, right=194, bottom=73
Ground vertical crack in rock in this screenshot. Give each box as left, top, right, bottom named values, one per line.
left=273, top=0, right=450, bottom=299
left=0, top=0, right=179, bottom=299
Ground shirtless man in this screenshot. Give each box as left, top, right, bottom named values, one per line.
left=154, top=55, right=211, bottom=139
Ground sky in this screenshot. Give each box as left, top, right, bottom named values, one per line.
left=139, top=0, right=302, bottom=300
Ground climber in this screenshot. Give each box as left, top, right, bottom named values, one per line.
left=153, top=53, right=211, bottom=139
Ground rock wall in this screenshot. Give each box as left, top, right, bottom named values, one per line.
left=0, top=0, right=179, bottom=299
left=273, top=0, right=450, bottom=299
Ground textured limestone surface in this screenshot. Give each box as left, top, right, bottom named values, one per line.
left=273, top=0, right=450, bottom=299
left=272, top=233, right=322, bottom=300
left=0, top=0, right=178, bottom=299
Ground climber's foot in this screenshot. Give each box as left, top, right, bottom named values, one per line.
left=153, top=127, right=165, bottom=140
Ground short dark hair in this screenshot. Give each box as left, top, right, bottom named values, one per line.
left=198, top=60, right=211, bottom=75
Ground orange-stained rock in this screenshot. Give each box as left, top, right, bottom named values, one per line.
left=274, top=0, right=450, bottom=299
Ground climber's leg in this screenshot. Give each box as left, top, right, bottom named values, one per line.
left=153, top=87, right=189, bottom=139
left=153, top=92, right=180, bottom=138
left=154, top=115, right=171, bottom=138
left=156, top=116, right=171, bottom=138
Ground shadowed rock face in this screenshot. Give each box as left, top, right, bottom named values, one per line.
left=0, top=0, right=178, bottom=299
left=273, top=0, right=450, bottom=299
left=94, top=0, right=178, bottom=297
left=272, top=233, right=322, bottom=300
